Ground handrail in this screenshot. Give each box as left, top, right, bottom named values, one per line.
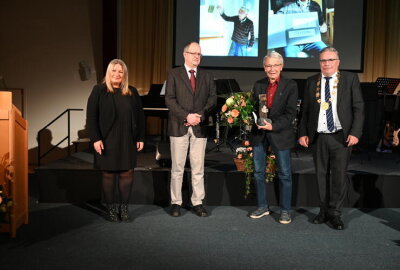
left=37, top=108, right=83, bottom=167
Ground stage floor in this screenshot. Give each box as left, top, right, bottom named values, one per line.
left=37, top=141, right=400, bottom=176
left=33, top=140, right=400, bottom=207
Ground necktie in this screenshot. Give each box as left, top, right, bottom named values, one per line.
left=189, top=69, right=196, bottom=92
left=324, top=77, right=334, bottom=132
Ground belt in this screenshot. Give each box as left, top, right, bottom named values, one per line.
left=318, top=129, right=343, bottom=135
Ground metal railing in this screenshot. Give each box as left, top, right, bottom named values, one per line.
left=37, top=108, right=83, bottom=166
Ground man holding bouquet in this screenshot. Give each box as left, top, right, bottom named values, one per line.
left=249, top=51, right=298, bottom=224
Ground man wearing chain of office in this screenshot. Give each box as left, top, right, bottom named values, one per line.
left=298, top=47, right=364, bottom=230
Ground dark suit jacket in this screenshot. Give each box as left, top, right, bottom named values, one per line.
left=250, top=76, right=298, bottom=150
left=86, top=84, right=145, bottom=143
left=298, top=71, right=364, bottom=143
left=165, top=66, right=217, bottom=138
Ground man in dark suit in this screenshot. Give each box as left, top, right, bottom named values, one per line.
left=165, top=42, right=217, bottom=217
left=249, top=51, right=298, bottom=224
left=299, top=47, right=364, bottom=230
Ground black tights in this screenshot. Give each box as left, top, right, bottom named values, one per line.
left=102, top=170, right=134, bottom=204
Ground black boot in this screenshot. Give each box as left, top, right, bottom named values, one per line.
left=105, top=204, right=119, bottom=222
left=119, top=204, right=129, bottom=222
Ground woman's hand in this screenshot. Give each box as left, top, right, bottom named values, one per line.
left=93, top=140, right=104, bottom=155
left=137, top=142, right=144, bottom=151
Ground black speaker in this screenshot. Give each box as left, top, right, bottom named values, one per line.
left=79, top=61, right=91, bottom=81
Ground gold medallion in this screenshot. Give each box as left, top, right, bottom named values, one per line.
left=321, top=102, right=330, bottom=110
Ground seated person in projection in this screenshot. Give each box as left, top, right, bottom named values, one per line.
left=277, top=0, right=327, bottom=57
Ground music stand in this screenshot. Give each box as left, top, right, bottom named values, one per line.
left=375, top=77, right=400, bottom=94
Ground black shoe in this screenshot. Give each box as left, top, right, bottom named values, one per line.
left=170, top=204, right=181, bottom=217
left=329, top=215, right=344, bottom=230
left=192, top=204, right=208, bottom=217
left=105, top=204, right=119, bottom=222
left=119, top=204, right=129, bottom=222
left=313, top=212, right=329, bottom=224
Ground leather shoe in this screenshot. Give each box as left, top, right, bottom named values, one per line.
left=313, top=212, right=329, bottom=224
left=329, top=215, right=344, bottom=230
left=170, top=204, right=181, bottom=217
left=192, top=204, right=208, bottom=217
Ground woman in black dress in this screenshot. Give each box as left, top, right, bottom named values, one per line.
left=86, top=59, right=145, bottom=222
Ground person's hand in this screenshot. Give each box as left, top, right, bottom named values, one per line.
left=93, top=140, right=104, bottom=155
left=137, top=142, right=144, bottom=151
left=320, top=22, right=327, bottom=33
left=392, top=129, right=400, bottom=146
left=216, top=5, right=223, bottom=13
left=257, top=120, right=272, bottom=130
left=299, top=136, right=309, bottom=148
left=247, top=47, right=252, bottom=52
left=346, top=135, right=359, bottom=147
left=186, top=113, right=201, bottom=126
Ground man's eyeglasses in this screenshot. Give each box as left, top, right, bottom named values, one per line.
left=265, top=64, right=282, bottom=69
left=319, top=58, right=339, bottom=63
left=185, top=51, right=202, bottom=57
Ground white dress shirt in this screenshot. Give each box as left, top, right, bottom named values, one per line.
left=317, top=72, right=343, bottom=133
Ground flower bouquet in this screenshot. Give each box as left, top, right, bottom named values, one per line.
left=234, top=141, right=253, bottom=198
left=0, top=184, right=13, bottom=224
left=266, top=154, right=277, bottom=182
left=220, top=92, right=255, bottom=127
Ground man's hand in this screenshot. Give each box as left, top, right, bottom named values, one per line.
left=247, top=47, right=252, bottom=52
left=346, top=135, right=359, bottom=147
left=216, top=5, right=223, bottom=14
left=186, top=113, right=202, bottom=126
left=299, top=136, right=309, bottom=148
left=137, top=142, right=144, bottom=151
left=93, top=140, right=104, bottom=155
left=320, top=22, right=327, bottom=33
left=257, top=120, right=272, bottom=130
left=393, top=129, right=400, bottom=146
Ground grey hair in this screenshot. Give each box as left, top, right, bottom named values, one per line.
left=263, top=51, right=284, bottom=66
left=320, top=47, right=340, bottom=59
left=239, top=7, right=249, bottom=14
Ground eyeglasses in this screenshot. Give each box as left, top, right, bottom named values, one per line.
left=265, top=64, right=282, bottom=69
left=319, top=58, right=339, bottom=63
left=185, top=51, right=202, bottom=57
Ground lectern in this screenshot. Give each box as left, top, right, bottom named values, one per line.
left=0, top=91, right=28, bottom=237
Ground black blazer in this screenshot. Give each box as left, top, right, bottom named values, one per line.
left=250, top=76, right=298, bottom=150
left=298, top=71, right=364, bottom=143
left=165, top=66, right=217, bottom=138
left=86, top=84, right=145, bottom=143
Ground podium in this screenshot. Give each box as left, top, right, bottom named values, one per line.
left=0, top=91, right=28, bottom=237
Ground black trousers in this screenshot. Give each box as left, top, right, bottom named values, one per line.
left=311, top=131, right=352, bottom=216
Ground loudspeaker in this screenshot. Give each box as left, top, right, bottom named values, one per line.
left=156, top=141, right=171, bottom=167
left=79, top=61, right=91, bottom=81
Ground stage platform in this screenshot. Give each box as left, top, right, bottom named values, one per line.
left=33, top=140, right=400, bottom=208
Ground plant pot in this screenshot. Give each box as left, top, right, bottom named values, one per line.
left=233, top=158, right=245, bottom=171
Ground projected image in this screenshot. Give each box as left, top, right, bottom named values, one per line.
left=267, top=0, right=335, bottom=58
left=199, top=0, right=259, bottom=57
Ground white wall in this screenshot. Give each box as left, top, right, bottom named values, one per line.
left=0, top=0, right=103, bottom=164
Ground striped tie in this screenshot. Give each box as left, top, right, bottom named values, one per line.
left=325, top=77, right=334, bottom=132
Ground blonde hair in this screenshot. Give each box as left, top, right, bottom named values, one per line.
left=103, top=59, right=131, bottom=95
